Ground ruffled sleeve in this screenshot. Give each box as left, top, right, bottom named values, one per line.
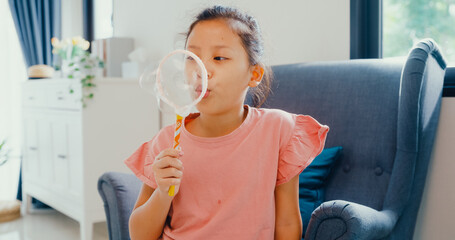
left=124, top=136, right=159, bottom=189
left=276, top=115, right=329, bottom=186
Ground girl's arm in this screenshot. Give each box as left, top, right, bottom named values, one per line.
left=129, top=183, right=173, bottom=240
left=274, top=174, right=303, bottom=240
left=129, top=148, right=183, bottom=240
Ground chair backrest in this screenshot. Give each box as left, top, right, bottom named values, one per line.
left=384, top=39, right=446, bottom=239
left=257, top=59, right=403, bottom=209
left=251, top=39, right=446, bottom=239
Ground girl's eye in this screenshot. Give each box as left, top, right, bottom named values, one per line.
left=214, top=56, right=227, bottom=61
left=186, top=56, right=195, bottom=61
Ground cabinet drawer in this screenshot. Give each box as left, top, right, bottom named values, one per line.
left=22, top=85, right=46, bottom=107
left=47, top=83, right=82, bottom=110
left=23, top=79, right=82, bottom=110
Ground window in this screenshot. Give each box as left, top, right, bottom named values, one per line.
left=351, top=0, right=455, bottom=97
left=383, top=0, right=455, bottom=65
left=82, top=0, right=113, bottom=48
left=94, top=0, right=113, bottom=39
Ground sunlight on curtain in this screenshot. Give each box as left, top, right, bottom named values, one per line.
left=0, top=0, right=27, bottom=201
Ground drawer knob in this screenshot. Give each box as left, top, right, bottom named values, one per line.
left=57, top=97, right=65, bottom=100
left=57, top=154, right=67, bottom=159
left=29, top=147, right=37, bottom=151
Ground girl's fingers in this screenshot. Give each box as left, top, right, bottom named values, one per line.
left=156, top=167, right=183, bottom=179
left=155, top=148, right=182, bottom=160
left=153, top=157, right=183, bottom=171
left=157, top=178, right=181, bottom=187
left=153, top=148, right=184, bottom=195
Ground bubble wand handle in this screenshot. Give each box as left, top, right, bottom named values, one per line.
left=168, top=114, right=183, bottom=196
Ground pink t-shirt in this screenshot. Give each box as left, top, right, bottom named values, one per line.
left=125, top=105, right=329, bottom=240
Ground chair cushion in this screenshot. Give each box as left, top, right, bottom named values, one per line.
left=299, top=146, right=342, bottom=236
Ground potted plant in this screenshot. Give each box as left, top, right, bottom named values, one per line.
left=0, top=140, right=10, bottom=167
left=51, top=36, right=104, bottom=107
left=0, top=140, right=22, bottom=223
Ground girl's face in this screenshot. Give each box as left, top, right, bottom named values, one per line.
left=186, top=19, right=255, bottom=115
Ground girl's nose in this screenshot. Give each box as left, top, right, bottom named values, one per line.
left=202, top=60, right=213, bottom=79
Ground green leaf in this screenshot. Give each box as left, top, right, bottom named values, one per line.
left=0, top=140, right=5, bottom=150
left=68, top=75, right=74, bottom=79
left=69, top=89, right=74, bottom=94
left=84, top=65, right=92, bottom=69
left=69, top=62, right=75, bottom=67
left=71, top=46, right=77, bottom=58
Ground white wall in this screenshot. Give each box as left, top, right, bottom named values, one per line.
left=112, top=0, right=350, bottom=126
left=414, top=98, right=455, bottom=239
left=112, top=0, right=350, bottom=66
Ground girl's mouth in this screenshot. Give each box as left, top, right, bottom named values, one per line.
left=195, top=86, right=210, bottom=98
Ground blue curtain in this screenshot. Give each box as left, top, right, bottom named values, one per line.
left=8, top=0, right=61, bottom=68
left=9, top=0, right=61, bottom=208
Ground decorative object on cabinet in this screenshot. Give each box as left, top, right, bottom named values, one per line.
left=51, top=36, right=104, bottom=107
left=27, top=65, right=55, bottom=79
left=121, top=47, right=148, bottom=78
left=21, top=78, right=159, bottom=240
left=91, top=38, right=134, bottom=77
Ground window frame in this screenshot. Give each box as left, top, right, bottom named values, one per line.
left=82, top=0, right=94, bottom=52
left=350, top=0, right=382, bottom=59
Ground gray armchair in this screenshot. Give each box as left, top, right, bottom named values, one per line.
left=98, top=39, right=446, bottom=240
left=98, top=172, right=142, bottom=240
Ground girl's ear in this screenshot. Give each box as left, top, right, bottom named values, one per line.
left=248, top=64, right=265, bottom=88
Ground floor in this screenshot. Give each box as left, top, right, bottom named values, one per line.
left=0, top=209, right=109, bottom=240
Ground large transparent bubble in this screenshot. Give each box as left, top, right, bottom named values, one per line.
left=140, top=49, right=208, bottom=116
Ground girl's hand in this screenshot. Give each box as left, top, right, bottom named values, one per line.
left=152, top=148, right=184, bottom=197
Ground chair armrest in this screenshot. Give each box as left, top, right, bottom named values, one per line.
left=305, top=200, right=398, bottom=240
left=98, top=172, right=142, bottom=240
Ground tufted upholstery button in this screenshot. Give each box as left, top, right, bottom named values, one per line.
left=343, top=164, right=350, bottom=173
left=375, top=167, right=383, bottom=176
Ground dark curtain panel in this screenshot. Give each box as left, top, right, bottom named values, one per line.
left=350, top=0, right=382, bottom=59
left=83, top=0, right=94, bottom=52
left=8, top=0, right=62, bottom=68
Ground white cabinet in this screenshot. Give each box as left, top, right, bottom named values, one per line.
left=22, top=78, right=159, bottom=240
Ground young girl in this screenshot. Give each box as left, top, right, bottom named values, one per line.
left=125, top=5, right=329, bottom=240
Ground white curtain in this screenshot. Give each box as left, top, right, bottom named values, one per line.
left=0, top=0, right=27, bottom=201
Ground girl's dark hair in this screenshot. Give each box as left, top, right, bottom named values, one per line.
left=185, top=5, right=273, bottom=107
